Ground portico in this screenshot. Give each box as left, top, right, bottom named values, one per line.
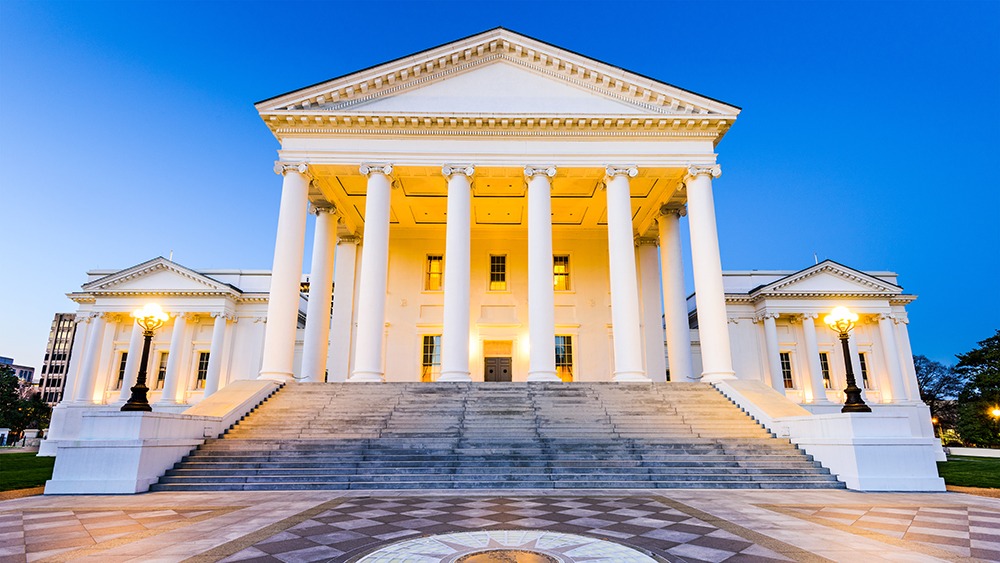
left=253, top=28, right=741, bottom=384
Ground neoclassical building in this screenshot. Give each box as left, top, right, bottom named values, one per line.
left=41, top=29, right=941, bottom=492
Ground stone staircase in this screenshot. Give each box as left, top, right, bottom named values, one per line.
left=151, top=382, right=845, bottom=491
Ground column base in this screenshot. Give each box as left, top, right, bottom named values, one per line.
left=527, top=371, right=561, bottom=382
left=257, top=371, right=293, bottom=382
left=701, top=371, right=737, bottom=383
left=347, top=371, right=384, bottom=383
left=613, top=371, right=652, bottom=383
left=437, top=372, right=472, bottom=382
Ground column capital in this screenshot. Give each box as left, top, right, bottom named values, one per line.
left=524, top=165, right=557, bottom=178
left=274, top=161, right=312, bottom=178
left=442, top=164, right=475, bottom=178
left=605, top=166, right=638, bottom=179
left=799, top=312, right=820, bottom=321
left=337, top=234, right=361, bottom=245
left=359, top=163, right=393, bottom=177
left=210, top=311, right=235, bottom=321
left=309, top=203, right=338, bottom=216
left=754, top=311, right=780, bottom=322
left=893, top=314, right=909, bottom=325
left=684, top=164, right=722, bottom=182
left=878, top=312, right=895, bottom=321
left=634, top=236, right=658, bottom=247
left=658, top=204, right=687, bottom=218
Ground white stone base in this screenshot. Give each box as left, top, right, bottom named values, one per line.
left=715, top=380, right=946, bottom=492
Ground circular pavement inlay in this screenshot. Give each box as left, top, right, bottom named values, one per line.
left=356, top=529, right=659, bottom=562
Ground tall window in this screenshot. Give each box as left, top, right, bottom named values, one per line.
left=819, top=352, right=832, bottom=389
left=425, top=255, right=443, bottom=291
left=858, top=352, right=871, bottom=389
left=555, top=335, right=574, bottom=382
left=115, top=352, right=128, bottom=390
left=421, top=335, right=441, bottom=382
left=489, top=254, right=507, bottom=291
left=195, top=352, right=210, bottom=389
left=779, top=352, right=794, bottom=389
left=155, top=352, right=169, bottom=390
left=553, top=255, right=570, bottom=291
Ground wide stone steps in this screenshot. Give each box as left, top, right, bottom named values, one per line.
left=151, top=382, right=845, bottom=491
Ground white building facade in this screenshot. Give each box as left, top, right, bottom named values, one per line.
left=40, top=29, right=943, bottom=492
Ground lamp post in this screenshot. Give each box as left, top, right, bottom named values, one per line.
left=121, top=303, right=169, bottom=412
left=823, top=306, right=872, bottom=413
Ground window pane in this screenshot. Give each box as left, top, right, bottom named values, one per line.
left=156, top=352, right=169, bottom=389
left=196, top=352, right=210, bottom=389
left=553, top=255, right=570, bottom=291
left=779, top=352, right=794, bottom=389
left=422, top=335, right=441, bottom=382
left=555, top=335, right=573, bottom=382
left=425, top=255, right=443, bottom=291
left=489, top=255, right=507, bottom=291
left=819, top=352, right=832, bottom=389
left=116, top=352, right=128, bottom=390
left=858, top=353, right=870, bottom=389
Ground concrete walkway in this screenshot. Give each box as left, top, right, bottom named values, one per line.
left=1, top=489, right=997, bottom=562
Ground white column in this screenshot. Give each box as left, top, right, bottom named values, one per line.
left=800, top=313, right=832, bottom=403
left=894, top=316, right=919, bottom=401
left=156, top=312, right=189, bottom=405
left=203, top=313, right=229, bottom=397
left=117, top=322, right=145, bottom=402
left=439, top=165, right=475, bottom=382
left=73, top=312, right=107, bottom=403
left=524, top=166, right=559, bottom=381
left=760, top=312, right=785, bottom=394
left=328, top=235, right=359, bottom=381
left=685, top=165, right=735, bottom=381
left=605, top=167, right=649, bottom=382
left=350, top=164, right=393, bottom=382
left=637, top=237, right=666, bottom=381
left=61, top=316, right=90, bottom=404
left=847, top=331, right=866, bottom=399
left=301, top=206, right=338, bottom=382
left=259, top=162, right=311, bottom=381
left=878, top=313, right=908, bottom=403
left=657, top=208, right=695, bottom=382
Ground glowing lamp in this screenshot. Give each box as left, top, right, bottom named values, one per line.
left=990, top=408, right=1000, bottom=419
left=824, top=306, right=871, bottom=414
left=122, top=303, right=170, bottom=412
left=824, top=306, right=859, bottom=335
left=132, top=303, right=169, bottom=333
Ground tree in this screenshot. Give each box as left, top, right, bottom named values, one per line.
left=955, top=330, right=1000, bottom=447
left=0, top=365, right=52, bottom=440
left=913, top=355, right=964, bottom=430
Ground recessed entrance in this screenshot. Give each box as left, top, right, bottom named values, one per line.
left=483, top=340, right=513, bottom=382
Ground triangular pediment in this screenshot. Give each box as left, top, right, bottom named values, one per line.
left=81, top=257, right=241, bottom=295
left=752, top=261, right=902, bottom=297
left=256, top=28, right=740, bottom=119
left=337, top=61, right=650, bottom=115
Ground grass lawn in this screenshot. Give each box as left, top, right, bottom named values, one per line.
left=937, top=456, right=1000, bottom=489
left=0, top=453, right=55, bottom=491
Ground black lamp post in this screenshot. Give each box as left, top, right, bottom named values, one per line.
left=823, top=306, right=872, bottom=413
left=121, top=303, right=169, bottom=412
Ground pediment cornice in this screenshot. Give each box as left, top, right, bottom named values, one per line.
left=744, top=260, right=903, bottom=300
left=80, top=257, right=242, bottom=297
left=257, top=29, right=739, bottom=140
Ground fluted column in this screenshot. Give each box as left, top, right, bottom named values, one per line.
left=800, top=313, right=831, bottom=403
left=524, top=166, right=559, bottom=381
left=877, top=313, right=908, bottom=403
left=259, top=162, right=311, bottom=382
left=156, top=312, right=190, bottom=405
left=117, top=322, right=145, bottom=402
left=686, top=165, right=735, bottom=381
left=439, top=165, right=475, bottom=382
left=658, top=207, right=694, bottom=382
left=605, top=166, right=649, bottom=382
left=894, top=316, right=919, bottom=401
left=61, top=316, right=90, bottom=404
left=760, top=312, right=785, bottom=394
left=301, top=205, right=338, bottom=382
left=203, top=313, right=229, bottom=397
left=328, top=235, right=359, bottom=381
left=350, top=164, right=393, bottom=382
left=73, top=312, right=107, bottom=403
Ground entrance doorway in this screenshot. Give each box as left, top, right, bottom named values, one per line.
left=483, top=340, right=513, bottom=382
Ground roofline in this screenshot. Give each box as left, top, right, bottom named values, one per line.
left=255, top=27, right=741, bottom=111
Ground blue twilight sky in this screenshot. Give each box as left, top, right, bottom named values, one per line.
left=1, top=1, right=998, bottom=373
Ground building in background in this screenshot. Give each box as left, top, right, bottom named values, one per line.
left=35, top=313, right=78, bottom=405
left=0, top=356, right=35, bottom=384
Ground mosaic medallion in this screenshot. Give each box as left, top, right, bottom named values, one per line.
left=356, top=529, right=658, bottom=562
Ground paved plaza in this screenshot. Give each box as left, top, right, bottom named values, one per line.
left=1, top=489, right=998, bottom=562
